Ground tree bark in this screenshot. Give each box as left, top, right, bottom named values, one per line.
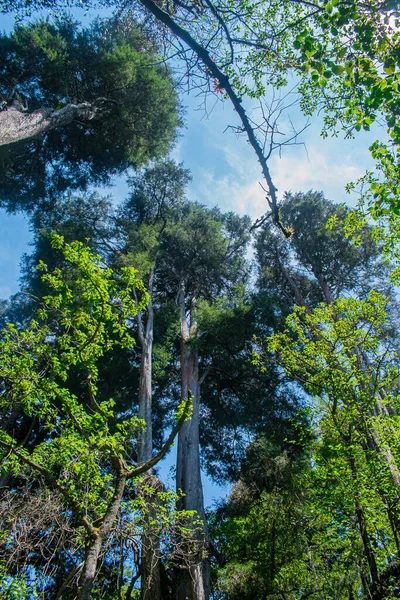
left=78, top=536, right=103, bottom=600
left=78, top=472, right=127, bottom=600
left=175, top=280, right=209, bottom=600
left=0, top=103, right=97, bottom=146
left=348, top=456, right=379, bottom=588
left=136, top=269, right=165, bottom=600
left=316, top=274, right=335, bottom=304
left=138, top=268, right=155, bottom=465
left=140, top=474, right=169, bottom=600
left=277, top=255, right=311, bottom=314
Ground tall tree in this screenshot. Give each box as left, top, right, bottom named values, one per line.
left=267, top=293, right=400, bottom=598
left=114, top=161, right=191, bottom=600
left=151, top=203, right=249, bottom=599
left=111, top=183, right=253, bottom=598
left=210, top=192, right=400, bottom=600
left=115, top=161, right=190, bottom=465
left=0, top=17, right=179, bottom=211
left=256, top=191, right=389, bottom=311
left=257, top=191, right=400, bottom=482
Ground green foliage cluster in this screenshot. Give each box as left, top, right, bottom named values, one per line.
left=0, top=236, right=196, bottom=598
left=213, top=294, right=400, bottom=598
left=0, top=235, right=144, bottom=514
left=210, top=193, right=400, bottom=600
left=286, top=1, right=400, bottom=273
left=0, top=17, right=179, bottom=211
left=2, top=0, right=400, bottom=598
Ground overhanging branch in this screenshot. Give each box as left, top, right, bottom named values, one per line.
left=136, top=0, right=292, bottom=237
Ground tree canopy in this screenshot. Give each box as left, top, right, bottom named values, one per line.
left=2, top=1, right=400, bottom=599
left=0, top=17, right=179, bottom=211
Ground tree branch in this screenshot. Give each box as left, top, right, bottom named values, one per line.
left=0, top=439, right=96, bottom=535
left=126, top=395, right=192, bottom=478
left=137, top=0, right=292, bottom=237
left=0, top=102, right=102, bottom=147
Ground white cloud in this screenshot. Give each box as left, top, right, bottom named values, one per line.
left=188, top=165, right=267, bottom=219
left=180, top=92, right=378, bottom=220
left=188, top=135, right=372, bottom=221
left=269, top=144, right=365, bottom=204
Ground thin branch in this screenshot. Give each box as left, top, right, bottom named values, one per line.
left=0, top=440, right=95, bottom=535
left=126, top=395, right=192, bottom=478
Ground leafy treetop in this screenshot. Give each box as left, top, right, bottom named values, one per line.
left=0, top=17, right=180, bottom=211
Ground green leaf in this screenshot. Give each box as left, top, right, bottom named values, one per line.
left=384, top=60, right=396, bottom=75
left=345, top=61, right=354, bottom=76
left=331, top=64, right=345, bottom=76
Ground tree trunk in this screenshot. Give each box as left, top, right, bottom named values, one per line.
left=78, top=472, right=126, bottom=600
left=348, top=456, right=379, bottom=588
left=78, top=536, right=103, bottom=600
left=269, top=520, right=276, bottom=592
left=175, top=281, right=209, bottom=600
left=316, top=274, right=335, bottom=304
left=136, top=269, right=165, bottom=600
left=139, top=333, right=163, bottom=600
left=138, top=278, right=154, bottom=465
left=140, top=475, right=169, bottom=600
left=0, top=103, right=97, bottom=146
left=277, top=253, right=311, bottom=313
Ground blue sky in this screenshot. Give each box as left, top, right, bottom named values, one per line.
left=0, top=4, right=384, bottom=505
left=0, top=98, right=379, bottom=297
left=0, top=5, right=380, bottom=296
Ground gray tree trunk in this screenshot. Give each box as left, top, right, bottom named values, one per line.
left=0, top=103, right=97, bottom=146
left=137, top=269, right=165, bottom=600
left=138, top=333, right=153, bottom=463
left=138, top=270, right=155, bottom=465
left=175, top=280, right=209, bottom=600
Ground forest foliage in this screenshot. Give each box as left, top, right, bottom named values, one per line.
left=1, top=1, right=400, bottom=599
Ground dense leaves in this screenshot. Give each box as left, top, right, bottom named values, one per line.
left=2, top=1, right=400, bottom=599
left=0, top=236, right=194, bottom=599
left=0, top=18, right=179, bottom=211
